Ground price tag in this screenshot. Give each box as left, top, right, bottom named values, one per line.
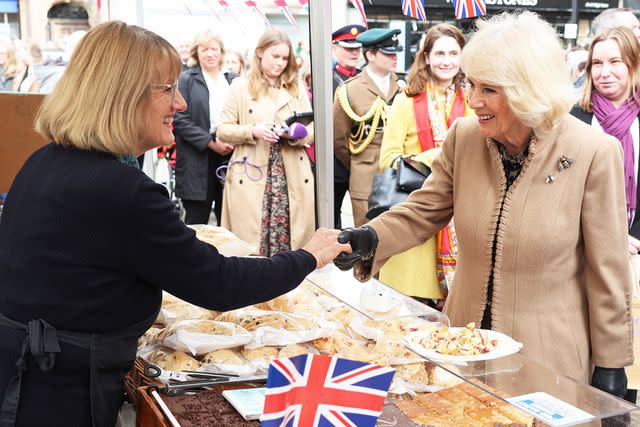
left=507, top=392, right=594, bottom=426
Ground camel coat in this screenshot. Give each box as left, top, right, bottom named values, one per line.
left=217, top=78, right=315, bottom=250
left=355, top=115, right=634, bottom=382
left=333, top=70, right=400, bottom=226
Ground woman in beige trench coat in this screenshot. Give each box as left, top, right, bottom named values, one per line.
left=335, top=12, right=633, bottom=398
left=217, top=30, right=315, bottom=255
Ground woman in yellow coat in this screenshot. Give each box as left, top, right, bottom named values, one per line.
left=379, top=24, right=471, bottom=306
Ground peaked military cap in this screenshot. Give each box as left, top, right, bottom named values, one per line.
left=332, top=24, right=367, bottom=48
left=356, top=28, right=403, bottom=54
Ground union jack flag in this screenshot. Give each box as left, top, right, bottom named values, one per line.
left=274, top=0, right=300, bottom=31
left=402, top=0, right=427, bottom=21
left=349, top=0, right=369, bottom=29
left=452, top=0, right=487, bottom=19
left=261, top=354, right=395, bottom=427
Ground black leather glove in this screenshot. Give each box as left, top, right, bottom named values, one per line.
left=333, top=225, right=379, bottom=271
left=591, top=366, right=627, bottom=398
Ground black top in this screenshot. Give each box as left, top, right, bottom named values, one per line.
left=481, top=143, right=528, bottom=330
left=0, top=143, right=316, bottom=426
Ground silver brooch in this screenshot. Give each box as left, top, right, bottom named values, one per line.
left=546, top=175, right=556, bottom=184
left=558, top=155, right=574, bottom=172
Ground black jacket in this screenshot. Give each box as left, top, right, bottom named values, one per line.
left=0, top=143, right=315, bottom=426
left=571, top=105, right=640, bottom=237
left=173, top=66, right=238, bottom=200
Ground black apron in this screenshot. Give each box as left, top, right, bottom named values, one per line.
left=0, top=306, right=159, bottom=427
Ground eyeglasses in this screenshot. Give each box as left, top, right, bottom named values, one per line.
left=151, top=81, right=179, bottom=104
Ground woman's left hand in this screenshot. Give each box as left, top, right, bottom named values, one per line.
left=628, top=235, right=640, bottom=255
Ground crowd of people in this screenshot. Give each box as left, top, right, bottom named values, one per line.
left=1, top=7, right=640, bottom=424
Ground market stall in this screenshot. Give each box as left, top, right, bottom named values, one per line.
left=129, top=226, right=639, bottom=427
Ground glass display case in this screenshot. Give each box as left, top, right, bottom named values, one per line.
left=308, top=265, right=639, bottom=426
left=424, top=352, right=638, bottom=425
left=306, top=264, right=447, bottom=323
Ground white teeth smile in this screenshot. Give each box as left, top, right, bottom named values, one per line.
left=478, top=114, right=495, bottom=120
left=162, top=117, right=173, bottom=124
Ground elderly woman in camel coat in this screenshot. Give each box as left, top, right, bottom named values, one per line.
left=335, top=12, right=633, bottom=398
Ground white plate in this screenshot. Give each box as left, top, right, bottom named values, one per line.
left=404, top=328, right=523, bottom=363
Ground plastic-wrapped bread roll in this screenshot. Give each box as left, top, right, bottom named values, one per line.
left=278, top=344, right=310, bottom=358
left=241, top=346, right=279, bottom=362
left=153, top=351, right=200, bottom=371
left=201, top=348, right=245, bottom=366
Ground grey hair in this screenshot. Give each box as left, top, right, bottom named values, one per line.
left=591, top=8, right=635, bottom=37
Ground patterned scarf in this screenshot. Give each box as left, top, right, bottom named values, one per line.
left=115, top=154, right=140, bottom=169
left=259, top=142, right=291, bottom=257
left=413, top=83, right=468, bottom=296
left=591, top=91, right=639, bottom=222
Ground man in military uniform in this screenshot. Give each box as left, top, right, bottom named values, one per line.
left=333, top=28, right=403, bottom=227
left=332, top=24, right=366, bottom=228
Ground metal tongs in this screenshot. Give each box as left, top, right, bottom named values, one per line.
left=144, top=363, right=239, bottom=383
left=144, top=363, right=266, bottom=396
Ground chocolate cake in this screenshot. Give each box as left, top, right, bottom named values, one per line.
left=160, top=389, right=260, bottom=427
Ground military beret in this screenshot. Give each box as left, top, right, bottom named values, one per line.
left=356, top=28, right=403, bottom=54
left=332, top=24, right=367, bottom=48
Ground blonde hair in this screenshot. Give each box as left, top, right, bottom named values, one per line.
left=223, top=50, right=245, bottom=75
left=405, top=23, right=466, bottom=97
left=247, top=29, right=298, bottom=99
left=187, top=30, right=225, bottom=68
left=35, top=21, right=182, bottom=155
left=462, top=12, right=575, bottom=135
left=579, top=26, right=640, bottom=112
left=2, top=43, right=21, bottom=80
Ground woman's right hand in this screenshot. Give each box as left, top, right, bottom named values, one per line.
left=252, top=123, right=280, bottom=143
left=302, top=228, right=353, bottom=269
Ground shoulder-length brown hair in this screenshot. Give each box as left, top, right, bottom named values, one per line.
left=405, top=23, right=466, bottom=97
left=247, top=29, right=298, bottom=99
left=578, top=26, right=640, bottom=112
left=35, top=21, right=182, bottom=155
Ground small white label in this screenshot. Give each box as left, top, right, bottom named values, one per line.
left=506, top=392, right=594, bottom=426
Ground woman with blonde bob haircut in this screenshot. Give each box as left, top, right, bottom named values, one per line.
left=218, top=29, right=315, bottom=256
left=0, top=21, right=349, bottom=427
left=336, top=11, right=633, bottom=398
left=37, top=22, right=182, bottom=155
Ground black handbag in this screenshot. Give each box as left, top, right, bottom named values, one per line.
left=366, top=156, right=431, bottom=220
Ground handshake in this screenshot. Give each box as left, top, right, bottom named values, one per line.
left=302, top=225, right=378, bottom=270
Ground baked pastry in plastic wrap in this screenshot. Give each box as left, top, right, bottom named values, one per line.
left=198, top=348, right=258, bottom=377
left=160, top=319, right=252, bottom=356
left=156, top=292, right=219, bottom=326
left=150, top=348, right=201, bottom=372
left=216, top=308, right=335, bottom=349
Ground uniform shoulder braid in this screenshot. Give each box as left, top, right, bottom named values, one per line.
left=336, top=83, right=388, bottom=155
